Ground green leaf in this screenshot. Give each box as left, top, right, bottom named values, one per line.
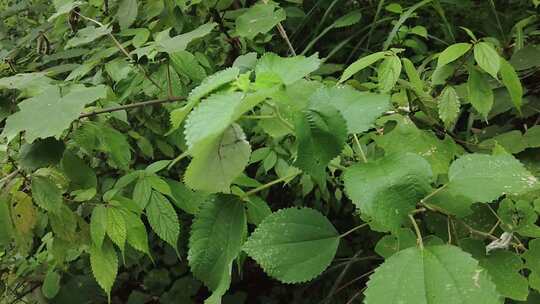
left=474, top=42, right=501, bottom=79
left=344, top=153, right=433, bottom=232
left=166, top=179, right=208, bottom=215
left=294, top=99, right=347, bottom=184
left=446, top=153, right=537, bottom=203
left=185, top=124, right=251, bottom=193
left=61, top=150, right=97, bottom=199
left=364, top=245, right=502, bottom=304
left=438, top=86, right=461, bottom=128
left=188, top=195, right=246, bottom=299
left=339, top=51, right=387, bottom=83
left=437, top=43, right=472, bottom=68
left=0, top=195, right=13, bottom=248
left=122, top=210, right=150, bottom=257
left=42, top=270, right=61, bottom=299
left=65, top=26, right=111, bottom=49
left=90, top=240, right=118, bottom=301
left=235, top=3, right=286, bottom=39
left=255, top=53, right=321, bottom=86
left=169, top=67, right=239, bottom=132
left=333, top=10, right=362, bottom=28
left=523, top=239, right=540, bottom=292
left=245, top=196, right=272, bottom=226
left=19, top=138, right=65, bottom=171
left=2, top=85, right=107, bottom=143
left=170, top=51, right=207, bottom=84
left=479, top=250, right=528, bottom=300
left=0, top=72, right=55, bottom=96
left=377, top=54, right=402, bottom=93
left=90, top=205, right=107, bottom=248
left=374, top=115, right=462, bottom=176
left=243, top=207, right=339, bottom=284
left=31, top=175, right=63, bottom=211
left=157, top=23, right=217, bottom=54
left=146, top=191, right=179, bottom=249
left=133, top=175, right=152, bottom=209
left=117, top=0, right=138, bottom=30
left=468, top=68, right=494, bottom=119
left=106, top=207, right=127, bottom=254
left=309, top=85, right=390, bottom=134
left=499, top=58, right=523, bottom=111
left=374, top=228, right=416, bottom=258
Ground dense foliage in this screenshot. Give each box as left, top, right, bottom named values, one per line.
left=0, top=0, right=540, bottom=303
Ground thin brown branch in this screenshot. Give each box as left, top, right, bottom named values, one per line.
left=79, top=96, right=185, bottom=119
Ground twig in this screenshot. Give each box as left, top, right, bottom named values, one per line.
left=352, top=134, right=368, bottom=163
left=339, top=223, right=368, bottom=238
left=262, top=0, right=296, bottom=56
left=409, top=214, right=424, bottom=250
left=79, top=96, right=185, bottom=119
left=74, top=11, right=163, bottom=91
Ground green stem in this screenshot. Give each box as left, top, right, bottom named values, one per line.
left=409, top=214, right=424, bottom=250
left=352, top=134, right=368, bottom=163
left=339, top=223, right=368, bottom=238
left=243, top=172, right=301, bottom=197
left=420, top=184, right=447, bottom=204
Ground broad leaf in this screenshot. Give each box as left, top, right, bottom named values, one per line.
left=65, top=26, right=111, bottom=49
left=243, top=208, right=339, bottom=283
left=438, top=86, right=461, bottom=128
left=339, top=51, right=387, bottom=83
left=474, top=42, right=501, bottom=79
left=123, top=211, right=150, bottom=256
left=184, top=124, right=251, bottom=193
left=309, top=85, right=390, bottom=134
left=90, top=205, right=107, bottom=248
left=437, top=43, right=472, bottom=68
left=344, top=153, right=433, bottom=232
left=117, top=0, right=138, bottom=30
left=90, top=240, right=118, bottom=301
left=445, top=153, right=537, bottom=203
left=2, top=85, right=107, bottom=143
left=255, top=53, right=321, bottom=86
left=294, top=99, right=347, bottom=184
left=467, top=68, right=493, bottom=119
left=499, top=58, right=523, bottom=111
left=377, top=54, right=402, bottom=93
left=42, top=270, right=61, bottom=299
left=188, top=195, right=246, bottom=302
left=146, top=191, right=179, bottom=249
left=157, top=23, right=216, bottom=54
left=31, top=175, right=63, bottom=211
left=364, top=245, right=502, bottom=304
left=106, top=207, right=127, bottom=254
left=235, top=3, right=286, bottom=39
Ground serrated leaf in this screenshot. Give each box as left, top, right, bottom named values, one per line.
left=294, top=99, right=347, bottom=184
left=166, top=179, right=208, bottom=215
left=438, top=86, right=461, bottom=128
left=309, top=85, right=390, bottom=134
left=106, top=207, right=127, bottom=254
left=474, top=42, right=501, bottom=79
left=122, top=211, right=150, bottom=256
left=185, top=124, right=251, bottom=193
left=90, top=205, right=107, bottom=248
left=61, top=150, right=97, bottom=192
left=374, top=115, right=462, bottom=176
left=2, top=85, right=107, bottom=143
left=42, top=270, right=61, bottom=299
left=377, top=54, right=402, bottom=93
left=117, top=0, right=138, bottom=30
left=0, top=195, right=13, bottom=248
left=133, top=175, right=152, bottom=209
left=19, top=138, right=65, bottom=171
left=49, top=205, right=77, bottom=241
left=374, top=228, right=416, bottom=258
left=188, top=195, right=246, bottom=298
left=468, top=68, right=493, bottom=119
left=437, top=43, right=472, bottom=68
left=446, top=153, right=537, bottom=203
left=344, top=153, right=433, bottom=232
left=245, top=196, right=272, bottom=226
left=11, top=192, right=37, bottom=235
left=146, top=191, right=179, bottom=249
left=479, top=250, right=528, bottom=300
left=499, top=58, right=523, bottom=111
left=169, top=67, right=240, bottom=132
left=339, top=51, right=387, bottom=83
left=243, top=207, right=339, bottom=284
left=90, top=240, right=118, bottom=301
left=170, top=51, right=207, bottom=84
left=235, top=3, right=286, bottom=39
left=31, top=175, right=63, bottom=211
left=65, top=26, right=111, bottom=49
left=364, top=245, right=502, bottom=304
left=255, top=53, right=321, bottom=86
